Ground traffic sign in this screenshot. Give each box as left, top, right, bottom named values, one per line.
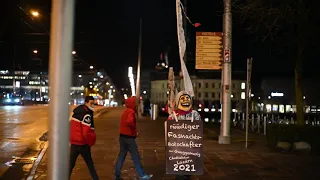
left=195, top=32, right=223, bottom=70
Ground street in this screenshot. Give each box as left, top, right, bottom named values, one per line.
left=0, top=105, right=49, bottom=178
left=0, top=105, right=106, bottom=179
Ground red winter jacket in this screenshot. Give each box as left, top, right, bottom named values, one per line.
left=119, top=97, right=137, bottom=137
left=70, top=105, right=96, bottom=146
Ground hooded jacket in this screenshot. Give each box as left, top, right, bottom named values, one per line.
left=70, top=105, right=96, bottom=146
left=119, top=97, right=137, bottom=138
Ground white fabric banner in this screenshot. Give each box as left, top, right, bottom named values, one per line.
left=176, top=0, right=194, bottom=97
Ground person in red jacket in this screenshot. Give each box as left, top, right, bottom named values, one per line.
left=69, top=96, right=98, bottom=180
left=114, top=96, right=153, bottom=180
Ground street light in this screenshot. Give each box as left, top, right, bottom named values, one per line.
left=31, top=11, right=39, bottom=17
left=33, top=50, right=38, bottom=54
left=89, top=66, right=93, bottom=69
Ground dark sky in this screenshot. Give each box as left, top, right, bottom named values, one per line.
left=1, top=0, right=320, bottom=89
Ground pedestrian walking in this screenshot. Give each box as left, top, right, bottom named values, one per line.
left=69, top=96, right=99, bottom=180
left=114, top=96, right=153, bottom=180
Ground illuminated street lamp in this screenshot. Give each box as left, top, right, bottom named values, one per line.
left=31, top=11, right=39, bottom=17
left=33, top=50, right=38, bottom=54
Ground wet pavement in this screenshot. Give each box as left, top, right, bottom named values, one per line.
left=0, top=105, right=107, bottom=180
left=0, top=105, right=49, bottom=179
left=33, top=107, right=320, bottom=180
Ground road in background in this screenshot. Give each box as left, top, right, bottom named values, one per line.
left=0, top=105, right=107, bottom=179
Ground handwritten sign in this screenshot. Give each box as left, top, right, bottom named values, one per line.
left=165, top=120, right=203, bottom=175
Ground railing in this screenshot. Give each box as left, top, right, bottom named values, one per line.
left=200, top=112, right=320, bottom=135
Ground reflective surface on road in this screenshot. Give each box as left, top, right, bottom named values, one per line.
left=0, top=105, right=49, bottom=178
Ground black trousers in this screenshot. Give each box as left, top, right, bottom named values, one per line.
left=69, top=144, right=99, bottom=180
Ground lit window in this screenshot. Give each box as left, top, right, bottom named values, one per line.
left=241, top=92, right=245, bottom=99
left=241, top=82, right=245, bottom=89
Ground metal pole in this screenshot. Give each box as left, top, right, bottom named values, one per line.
left=13, top=44, right=16, bottom=94
left=48, top=0, right=75, bottom=179
left=219, top=0, right=232, bottom=144
left=245, top=58, right=252, bottom=148
left=136, top=18, right=142, bottom=115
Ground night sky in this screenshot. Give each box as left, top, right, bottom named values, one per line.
left=1, top=0, right=320, bottom=89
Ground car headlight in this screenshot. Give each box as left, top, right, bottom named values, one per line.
left=5, top=99, right=11, bottom=102
left=14, top=99, right=20, bottom=102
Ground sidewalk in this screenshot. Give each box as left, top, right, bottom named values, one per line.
left=33, top=108, right=320, bottom=180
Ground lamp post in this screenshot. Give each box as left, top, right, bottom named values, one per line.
left=136, top=18, right=142, bottom=116
left=219, top=0, right=232, bottom=144
left=48, top=0, right=75, bottom=179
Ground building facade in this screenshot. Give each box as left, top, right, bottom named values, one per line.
left=0, top=69, right=118, bottom=106
left=150, top=72, right=247, bottom=112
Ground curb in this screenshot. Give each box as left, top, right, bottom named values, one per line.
left=26, top=142, right=48, bottom=180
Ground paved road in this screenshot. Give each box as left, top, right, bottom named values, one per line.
left=0, top=105, right=49, bottom=178
left=0, top=105, right=106, bottom=179
left=34, top=107, right=320, bottom=180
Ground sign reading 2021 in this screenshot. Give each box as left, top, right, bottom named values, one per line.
left=165, top=120, right=203, bottom=175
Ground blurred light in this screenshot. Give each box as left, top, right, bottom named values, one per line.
left=6, top=99, right=11, bottom=103
left=113, top=89, right=115, bottom=92
left=81, top=93, right=84, bottom=95
left=198, top=104, right=202, bottom=108
left=124, top=94, right=128, bottom=99
left=165, top=65, right=168, bottom=68
left=31, top=11, right=39, bottom=17
left=128, top=67, right=135, bottom=96
left=271, top=92, right=283, bottom=97
left=251, top=94, right=254, bottom=97
left=78, top=75, right=82, bottom=78
left=110, top=86, right=113, bottom=89
left=15, top=81, right=20, bottom=88
left=106, top=82, right=109, bottom=85
left=143, top=91, right=146, bottom=94
left=100, top=75, right=103, bottom=78
left=90, top=85, right=93, bottom=88
left=230, top=94, right=233, bottom=98
left=303, top=96, right=306, bottom=99
left=72, top=51, right=76, bottom=55
left=204, top=108, right=209, bottom=112
left=161, top=62, right=166, bottom=67
left=14, top=99, right=20, bottom=103
left=89, top=82, right=92, bottom=84
left=198, top=109, right=201, bottom=111
left=33, top=50, right=38, bottom=54
left=89, top=66, right=93, bottom=69
left=204, top=118, right=209, bottom=122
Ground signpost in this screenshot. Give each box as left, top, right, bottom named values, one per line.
left=195, top=32, right=223, bottom=70
left=165, top=120, right=203, bottom=175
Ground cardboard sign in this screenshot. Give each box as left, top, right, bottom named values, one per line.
left=165, top=120, right=203, bottom=175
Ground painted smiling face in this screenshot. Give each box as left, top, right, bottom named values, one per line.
left=177, top=94, right=192, bottom=112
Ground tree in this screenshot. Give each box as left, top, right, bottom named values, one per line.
left=232, top=0, right=320, bottom=125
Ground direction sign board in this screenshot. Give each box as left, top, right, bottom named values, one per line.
left=195, top=32, right=222, bottom=70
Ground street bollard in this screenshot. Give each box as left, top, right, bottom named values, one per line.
left=257, top=114, right=260, bottom=133
left=264, top=116, right=267, bottom=135
left=151, top=104, right=158, bottom=120
left=251, top=114, right=255, bottom=131
left=242, top=113, right=245, bottom=129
